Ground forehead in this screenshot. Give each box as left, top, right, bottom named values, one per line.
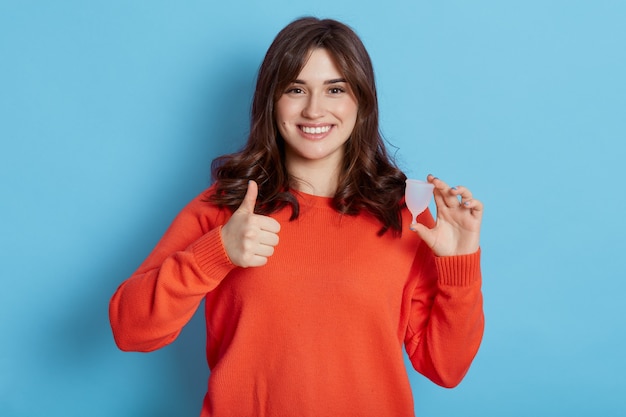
left=294, top=48, right=344, bottom=81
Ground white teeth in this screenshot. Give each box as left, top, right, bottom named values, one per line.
left=301, top=125, right=331, bottom=134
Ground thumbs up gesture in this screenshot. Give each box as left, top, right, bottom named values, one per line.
left=220, top=180, right=281, bottom=267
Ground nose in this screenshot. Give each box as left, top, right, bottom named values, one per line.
left=302, top=94, right=324, bottom=119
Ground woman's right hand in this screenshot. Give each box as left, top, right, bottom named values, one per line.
left=220, top=180, right=281, bottom=267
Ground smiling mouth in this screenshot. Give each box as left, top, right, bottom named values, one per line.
left=300, top=125, right=332, bottom=134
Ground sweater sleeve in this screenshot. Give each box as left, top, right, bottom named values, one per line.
left=404, top=231, right=485, bottom=388
left=109, top=192, right=236, bottom=352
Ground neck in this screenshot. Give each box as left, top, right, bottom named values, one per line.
left=292, top=177, right=337, bottom=197
left=286, top=159, right=341, bottom=197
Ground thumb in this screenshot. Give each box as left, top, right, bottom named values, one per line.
left=410, top=222, right=435, bottom=248
left=238, top=180, right=259, bottom=214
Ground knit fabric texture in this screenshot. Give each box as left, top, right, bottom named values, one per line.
left=109, top=187, right=484, bottom=417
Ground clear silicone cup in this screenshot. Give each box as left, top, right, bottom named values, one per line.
left=405, top=179, right=434, bottom=224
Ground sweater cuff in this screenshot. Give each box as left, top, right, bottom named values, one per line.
left=435, top=248, right=481, bottom=287
left=191, top=226, right=235, bottom=283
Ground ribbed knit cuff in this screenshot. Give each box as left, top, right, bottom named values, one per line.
left=191, top=226, right=235, bottom=284
left=435, top=248, right=481, bottom=287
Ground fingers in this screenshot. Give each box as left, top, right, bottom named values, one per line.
left=241, top=229, right=278, bottom=265
left=254, top=231, right=278, bottom=258
left=412, top=175, right=483, bottom=255
left=408, top=222, right=437, bottom=250
left=237, top=218, right=281, bottom=267
left=428, top=174, right=460, bottom=208
left=239, top=180, right=281, bottom=232
left=258, top=215, right=281, bottom=234
left=221, top=180, right=281, bottom=268
left=452, top=185, right=473, bottom=207
left=428, top=175, right=479, bottom=210
left=450, top=185, right=484, bottom=218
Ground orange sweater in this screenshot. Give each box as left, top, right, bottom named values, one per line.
left=109, top=187, right=484, bottom=417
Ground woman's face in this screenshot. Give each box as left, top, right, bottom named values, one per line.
left=275, top=48, right=358, bottom=173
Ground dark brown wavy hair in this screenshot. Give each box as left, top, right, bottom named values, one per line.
left=209, top=17, right=407, bottom=235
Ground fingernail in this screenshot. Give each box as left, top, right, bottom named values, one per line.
left=451, top=186, right=457, bottom=191
left=464, top=201, right=471, bottom=206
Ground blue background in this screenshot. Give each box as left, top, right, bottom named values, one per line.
left=1, top=1, right=625, bottom=416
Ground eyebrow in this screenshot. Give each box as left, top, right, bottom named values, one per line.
left=292, top=78, right=348, bottom=85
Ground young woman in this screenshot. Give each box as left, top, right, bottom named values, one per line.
left=110, top=17, right=484, bottom=417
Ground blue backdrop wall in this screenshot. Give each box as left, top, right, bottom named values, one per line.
left=1, top=1, right=625, bottom=416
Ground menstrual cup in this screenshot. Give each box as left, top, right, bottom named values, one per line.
left=405, top=179, right=434, bottom=224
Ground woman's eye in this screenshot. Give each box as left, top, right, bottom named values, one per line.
left=329, top=87, right=345, bottom=94
left=286, top=87, right=303, bottom=94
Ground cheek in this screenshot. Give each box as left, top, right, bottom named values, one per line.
left=274, top=106, right=288, bottom=129
left=341, top=106, right=358, bottom=129
left=338, top=100, right=359, bottom=122
left=274, top=114, right=290, bottom=137
left=276, top=96, right=300, bottom=113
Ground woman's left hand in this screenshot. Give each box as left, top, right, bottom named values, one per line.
left=410, top=174, right=483, bottom=256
